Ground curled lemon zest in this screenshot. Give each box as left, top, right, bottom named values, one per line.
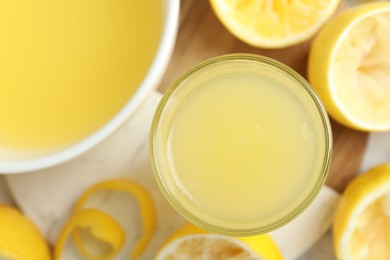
left=55, top=179, right=156, bottom=260
left=54, top=208, right=125, bottom=260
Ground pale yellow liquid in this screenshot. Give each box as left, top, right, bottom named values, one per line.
left=0, top=1, right=162, bottom=151
left=157, top=69, right=327, bottom=229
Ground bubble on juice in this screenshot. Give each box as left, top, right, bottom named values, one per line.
left=255, top=123, right=264, bottom=135
left=301, top=120, right=317, bottom=143
left=167, top=139, right=202, bottom=211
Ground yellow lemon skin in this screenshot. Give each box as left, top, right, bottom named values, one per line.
left=308, top=2, right=390, bottom=132
left=73, top=179, right=156, bottom=259
left=333, top=164, right=390, bottom=260
left=54, top=208, right=125, bottom=260
left=157, top=223, right=283, bottom=260
left=55, top=179, right=156, bottom=260
left=0, top=205, right=51, bottom=260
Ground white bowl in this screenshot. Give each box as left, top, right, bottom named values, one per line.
left=0, top=0, right=179, bottom=174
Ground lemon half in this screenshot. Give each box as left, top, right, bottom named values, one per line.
left=156, top=223, right=283, bottom=259
left=209, top=0, right=340, bottom=48
left=333, top=164, right=390, bottom=259
left=308, top=2, right=390, bottom=131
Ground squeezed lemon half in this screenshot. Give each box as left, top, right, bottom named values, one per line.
left=0, top=205, right=51, bottom=260
left=308, top=2, right=390, bottom=131
left=333, top=164, right=390, bottom=259
left=209, top=0, right=340, bottom=48
left=156, top=223, right=283, bottom=259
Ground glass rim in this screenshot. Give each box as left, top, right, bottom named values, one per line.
left=150, top=53, right=333, bottom=236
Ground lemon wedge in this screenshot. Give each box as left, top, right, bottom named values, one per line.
left=333, top=164, right=390, bottom=259
left=0, top=205, right=51, bottom=260
left=156, top=223, right=283, bottom=259
left=209, top=0, right=340, bottom=48
left=308, top=2, right=390, bottom=131
left=55, top=179, right=156, bottom=259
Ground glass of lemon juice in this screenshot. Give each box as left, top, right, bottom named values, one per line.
left=151, top=54, right=332, bottom=236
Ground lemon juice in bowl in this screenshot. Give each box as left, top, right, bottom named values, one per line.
left=151, top=54, right=332, bottom=235
left=0, top=0, right=173, bottom=169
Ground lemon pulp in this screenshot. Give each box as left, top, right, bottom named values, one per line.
left=331, top=10, right=390, bottom=130
left=308, top=2, right=390, bottom=131
left=156, top=223, right=283, bottom=260
left=333, top=164, right=390, bottom=259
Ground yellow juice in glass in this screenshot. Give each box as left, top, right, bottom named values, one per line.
left=151, top=54, right=332, bottom=235
left=0, top=0, right=162, bottom=152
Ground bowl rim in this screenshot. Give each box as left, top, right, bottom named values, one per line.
left=0, top=0, right=180, bottom=174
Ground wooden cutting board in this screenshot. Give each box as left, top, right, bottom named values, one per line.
left=157, top=0, right=368, bottom=193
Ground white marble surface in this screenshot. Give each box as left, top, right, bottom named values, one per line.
left=0, top=177, right=14, bottom=205
left=1, top=91, right=389, bottom=259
